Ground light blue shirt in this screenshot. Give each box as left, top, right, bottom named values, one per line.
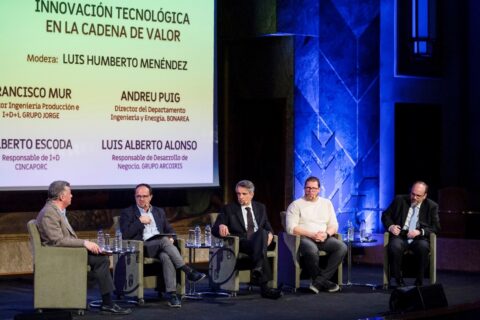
left=138, top=205, right=160, bottom=241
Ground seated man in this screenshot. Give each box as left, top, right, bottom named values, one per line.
left=382, top=181, right=440, bottom=287
left=36, top=181, right=131, bottom=315
left=212, top=180, right=282, bottom=299
left=285, top=176, right=347, bottom=293
left=120, top=183, right=206, bottom=308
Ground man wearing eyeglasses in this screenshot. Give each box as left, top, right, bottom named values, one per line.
left=285, top=176, right=347, bottom=293
left=120, top=183, right=205, bottom=308
left=381, top=181, right=440, bottom=287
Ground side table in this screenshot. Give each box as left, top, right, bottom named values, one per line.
left=184, top=242, right=231, bottom=299
left=89, top=243, right=140, bottom=309
left=112, top=246, right=141, bottom=303
left=344, top=234, right=382, bottom=289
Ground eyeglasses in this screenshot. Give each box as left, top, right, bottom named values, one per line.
left=135, top=195, right=150, bottom=199
left=304, top=187, right=319, bottom=191
left=410, top=192, right=425, bottom=198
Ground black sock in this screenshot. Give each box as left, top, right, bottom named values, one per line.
left=102, top=293, right=112, bottom=306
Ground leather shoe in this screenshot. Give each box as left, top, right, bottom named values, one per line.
left=260, top=286, right=283, bottom=300
left=187, top=269, right=206, bottom=282
left=100, top=303, right=132, bottom=315
left=251, top=267, right=263, bottom=285
left=395, top=278, right=405, bottom=288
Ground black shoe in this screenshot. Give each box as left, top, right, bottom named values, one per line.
left=251, top=267, right=263, bottom=285
left=321, top=280, right=340, bottom=293
left=100, top=303, right=132, bottom=315
left=260, top=286, right=283, bottom=300
left=167, top=294, right=182, bottom=308
left=414, top=279, right=423, bottom=287
left=187, top=269, right=206, bottom=282
left=395, top=278, right=405, bottom=288
left=308, top=281, right=321, bottom=294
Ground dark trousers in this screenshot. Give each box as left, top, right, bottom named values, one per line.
left=239, top=229, right=272, bottom=284
left=299, top=236, right=347, bottom=283
left=388, top=236, right=430, bottom=282
left=88, top=253, right=115, bottom=295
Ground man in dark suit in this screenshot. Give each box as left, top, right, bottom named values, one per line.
left=382, top=181, right=440, bottom=287
left=36, top=181, right=131, bottom=315
left=212, top=180, right=282, bottom=299
left=120, top=183, right=205, bottom=308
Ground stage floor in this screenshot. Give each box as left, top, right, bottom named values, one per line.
left=1, top=265, right=480, bottom=320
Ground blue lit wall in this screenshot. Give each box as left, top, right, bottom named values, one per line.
left=278, top=0, right=381, bottom=234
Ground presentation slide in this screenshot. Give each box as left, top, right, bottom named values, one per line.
left=0, top=0, right=218, bottom=190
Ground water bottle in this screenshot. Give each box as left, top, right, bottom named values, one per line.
left=194, top=225, right=201, bottom=247
left=114, top=229, right=123, bottom=252
left=204, top=224, right=212, bottom=247
left=359, top=220, right=366, bottom=242
left=97, top=229, right=105, bottom=250
left=104, top=233, right=111, bottom=252
left=347, top=220, right=354, bottom=242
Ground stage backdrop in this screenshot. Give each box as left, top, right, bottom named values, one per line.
left=0, top=0, right=218, bottom=190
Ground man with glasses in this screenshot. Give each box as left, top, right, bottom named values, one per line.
left=120, top=183, right=205, bottom=308
left=285, top=176, right=347, bottom=293
left=382, top=181, right=440, bottom=287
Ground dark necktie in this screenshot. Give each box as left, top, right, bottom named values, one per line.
left=246, top=207, right=255, bottom=239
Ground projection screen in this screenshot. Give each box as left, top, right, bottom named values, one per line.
left=0, top=0, right=218, bottom=190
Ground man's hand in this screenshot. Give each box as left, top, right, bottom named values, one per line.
left=267, top=232, right=273, bottom=245
left=407, top=229, right=421, bottom=239
left=219, top=224, right=230, bottom=237
left=311, top=231, right=327, bottom=242
left=139, top=214, right=151, bottom=224
left=388, top=224, right=402, bottom=236
left=84, top=240, right=101, bottom=254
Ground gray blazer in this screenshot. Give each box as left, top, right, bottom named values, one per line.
left=36, top=201, right=84, bottom=247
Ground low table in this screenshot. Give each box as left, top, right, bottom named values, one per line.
left=184, top=243, right=231, bottom=299
left=344, top=233, right=383, bottom=289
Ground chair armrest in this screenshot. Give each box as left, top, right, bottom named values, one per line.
left=223, top=235, right=240, bottom=255
left=36, top=246, right=88, bottom=267
left=35, top=246, right=88, bottom=292
left=384, top=232, right=390, bottom=247
left=271, top=234, right=278, bottom=254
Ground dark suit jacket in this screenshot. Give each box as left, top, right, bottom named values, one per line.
left=212, top=201, right=273, bottom=239
left=381, top=195, right=440, bottom=239
left=120, top=205, right=175, bottom=240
